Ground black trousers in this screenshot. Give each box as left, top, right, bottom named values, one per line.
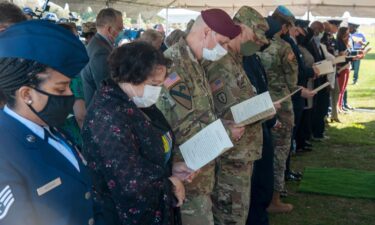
left=312, top=78, right=330, bottom=138
left=286, top=96, right=305, bottom=172
left=247, top=123, right=274, bottom=225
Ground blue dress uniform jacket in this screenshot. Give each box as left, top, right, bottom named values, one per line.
left=0, top=110, right=102, bottom=225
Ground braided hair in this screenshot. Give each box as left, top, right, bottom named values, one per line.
left=0, top=58, right=47, bottom=107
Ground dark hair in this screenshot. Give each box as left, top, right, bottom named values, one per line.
left=0, top=58, right=47, bottom=108
left=96, top=8, right=122, bottom=28
left=108, top=41, right=172, bottom=84
left=0, top=89, right=6, bottom=108
left=337, top=27, right=349, bottom=41
left=57, top=22, right=77, bottom=34
left=0, top=2, right=27, bottom=28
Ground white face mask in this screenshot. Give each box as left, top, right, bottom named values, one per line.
left=202, top=32, right=228, bottom=61
left=131, top=84, right=162, bottom=108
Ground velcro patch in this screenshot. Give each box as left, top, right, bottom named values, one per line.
left=210, top=79, right=224, bottom=93
left=169, top=82, right=192, bottom=110
left=164, top=72, right=181, bottom=89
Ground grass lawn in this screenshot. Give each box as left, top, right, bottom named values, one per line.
left=269, top=37, right=375, bottom=225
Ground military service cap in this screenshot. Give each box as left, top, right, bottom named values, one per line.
left=272, top=5, right=296, bottom=26
left=328, top=19, right=342, bottom=27
left=295, top=19, right=310, bottom=29
left=234, top=6, right=269, bottom=44
left=348, top=22, right=360, bottom=29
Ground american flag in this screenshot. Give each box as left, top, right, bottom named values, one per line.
left=210, top=79, right=224, bottom=92
left=164, top=72, right=181, bottom=88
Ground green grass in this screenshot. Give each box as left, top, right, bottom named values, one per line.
left=299, top=168, right=375, bottom=199
left=269, top=37, right=375, bottom=225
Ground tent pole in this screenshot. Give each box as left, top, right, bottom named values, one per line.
left=166, top=7, right=169, bottom=35
left=307, top=0, right=311, bottom=20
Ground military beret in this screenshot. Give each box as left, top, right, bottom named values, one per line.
left=0, top=20, right=89, bottom=78
left=328, top=19, right=342, bottom=27
left=201, top=8, right=241, bottom=39
left=295, top=19, right=310, bottom=29
left=272, top=5, right=296, bottom=26
left=234, top=6, right=269, bottom=44
left=348, top=22, right=360, bottom=29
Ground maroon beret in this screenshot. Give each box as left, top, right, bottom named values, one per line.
left=201, top=8, right=241, bottom=39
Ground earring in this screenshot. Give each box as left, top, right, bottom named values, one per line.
left=27, top=100, right=32, bottom=105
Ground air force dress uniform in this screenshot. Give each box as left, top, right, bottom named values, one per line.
left=0, top=20, right=102, bottom=225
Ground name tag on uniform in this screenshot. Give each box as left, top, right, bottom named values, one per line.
left=37, top=178, right=62, bottom=196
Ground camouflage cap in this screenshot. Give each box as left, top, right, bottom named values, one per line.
left=272, top=5, right=295, bottom=26
left=234, top=6, right=269, bottom=44
left=82, top=22, right=96, bottom=34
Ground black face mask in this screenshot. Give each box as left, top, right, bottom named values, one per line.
left=296, top=35, right=306, bottom=46
left=28, top=88, right=75, bottom=127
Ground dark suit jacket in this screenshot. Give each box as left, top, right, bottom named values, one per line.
left=82, top=79, right=174, bottom=225
left=0, top=110, right=102, bottom=225
left=80, top=33, right=113, bottom=106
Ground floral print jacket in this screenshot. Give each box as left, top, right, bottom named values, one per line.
left=82, top=79, right=173, bottom=225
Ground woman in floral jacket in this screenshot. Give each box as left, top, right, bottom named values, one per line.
left=82, top=42, right=194, bottom=225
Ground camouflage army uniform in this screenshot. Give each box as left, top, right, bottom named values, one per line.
left=204, top=51, right=263, bottom=225
left=258, top=35, right=298, bottom=192
left=157, top=38, right=217, bottom=225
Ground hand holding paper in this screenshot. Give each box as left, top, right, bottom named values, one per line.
left=230, top=91, right=276, bottom=126
left=274, top=87, right=303, bottom=104
left=313, top=60, right=334, bottom=75
left=180, top=119, right=234, bottom=171
left=313, top=82, right=330, bottom=92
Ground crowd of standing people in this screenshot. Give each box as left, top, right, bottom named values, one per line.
left=0, top=1, right=369, bottom=225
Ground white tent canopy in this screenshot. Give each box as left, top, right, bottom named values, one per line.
left=13, top=0, right=375, bottom=18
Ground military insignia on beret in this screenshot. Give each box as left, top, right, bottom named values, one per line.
left=216, top=91, right=227, bottom=104
left=164, top=72, right=181, bottom=89
left=0, top=185, right=15, bottom=220
left=169, top=82, right=192, bottom=110
left=210, top=79, right=224, bottom=93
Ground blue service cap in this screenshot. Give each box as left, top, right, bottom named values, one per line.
left=327, top=19, right=342, bottom=27
left=0, top=20, right=88, bottom=78
left=348, top=22, right=360, bottom=29
left=265, top=16, right=282, bottom=39
left=272, top=5, right=296, bottom=25
left=295, top=19, right=310, bottom=29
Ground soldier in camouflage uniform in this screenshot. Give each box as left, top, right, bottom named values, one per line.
left=257, top=6, right=299, bottom=213
left=203, top=6, right=269, bottom=225
left=156, top=9, right=242, bottom=225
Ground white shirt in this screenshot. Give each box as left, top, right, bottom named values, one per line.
left=3, top=106, right=80, bottom=171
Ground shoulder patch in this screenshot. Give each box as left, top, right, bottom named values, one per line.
left=210, top=79, right=224, bottom=93
left=0, top=185, right=15, bottom=220
left=216, top=91, right=228, bottom=104
left=169, top=82, right=192, bottom=110
left=164, top=72, right=181, bottom=89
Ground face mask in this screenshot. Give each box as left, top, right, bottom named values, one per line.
left=296, top=35, right=307, bottom=46
left=240, top=41, right=261, bottom=56
left=313, top=32, right=323, bottom=45
left=202, top=32, right=228, bottom=61
left=317, top=32, right=324, bottom=40
left=28, top=88, right=75, bottom=127
left=131, top=84, right=162, bottom=108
